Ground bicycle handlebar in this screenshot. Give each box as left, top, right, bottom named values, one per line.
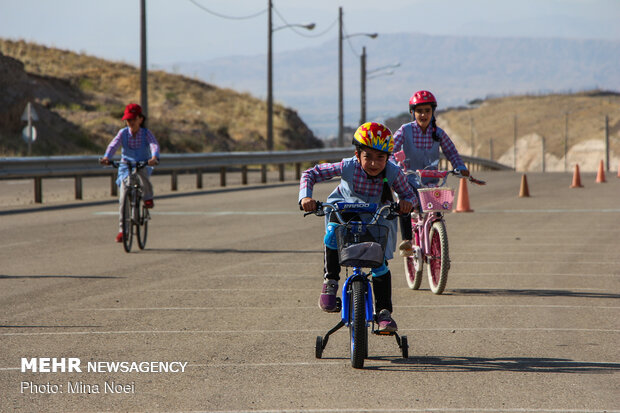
left=405, top=168, right=486, bottom=186
left=100, top=159, right=151, bottom=170
left=303, top=201, right=400, bottom=224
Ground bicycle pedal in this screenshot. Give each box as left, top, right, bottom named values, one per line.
left=373, top=330, right=395, bottom=336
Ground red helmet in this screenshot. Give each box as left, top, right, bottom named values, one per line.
left=409, top=90, right=437, bottom=113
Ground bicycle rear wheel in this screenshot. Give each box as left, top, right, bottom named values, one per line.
left=137, top=197, right=148, bottom=250
left=121, top=189, right=133, bottom=253
left=349, top=279, right=368, bottom=369
left=427, top=220, right=449, bottom=294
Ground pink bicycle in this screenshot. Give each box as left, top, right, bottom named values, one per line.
left=403, top=169, right=486, bottom=294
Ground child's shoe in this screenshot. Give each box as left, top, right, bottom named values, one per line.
left=144, top=199, right=154, bottom=209
left=398, top=240, right=414, bottom=257
left=377, top=309, right=398, bottom=332
left=318, top=279, right=339, bottom=312
left=115, top=232, right=123, bottom=243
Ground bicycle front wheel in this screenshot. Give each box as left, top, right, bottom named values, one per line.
left=137, top=198, right=148, bottom=250
left=427, top=220, right=449, bottom=294
left=121, top=189, right=133, bottom=253
left=349, top=279, right=368, bottom=369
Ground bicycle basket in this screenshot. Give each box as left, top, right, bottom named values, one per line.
left=418, top=187, right=455, bottom=212
left=335, top=223, right=389, bottom=268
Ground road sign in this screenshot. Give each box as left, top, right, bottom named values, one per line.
left=21, top=102, right=39, bottom=122
left=22, top=126, right=37, bottom=143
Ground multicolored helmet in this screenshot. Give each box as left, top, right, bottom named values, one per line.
left=352, top=122, right=394, bottom=154
left=409, top=90, right=437, bottom=112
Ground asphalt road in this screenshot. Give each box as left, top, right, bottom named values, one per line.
left=1, top=170, right=619, bottom=413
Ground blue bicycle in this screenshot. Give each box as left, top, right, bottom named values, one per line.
left=306, top=201, right=409, bottom=369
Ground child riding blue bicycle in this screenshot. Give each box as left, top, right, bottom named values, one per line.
left=299, top=122, right=417, bottom=332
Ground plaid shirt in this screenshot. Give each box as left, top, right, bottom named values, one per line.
left=104, top=127, right=160, bottom=159
left=299, top=157, right=418, bottom=206
left=391, top=121, right=465, bottom=169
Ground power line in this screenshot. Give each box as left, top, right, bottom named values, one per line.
left=187, top=0, right=267, bottom=20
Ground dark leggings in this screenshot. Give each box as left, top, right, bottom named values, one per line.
left=323, top=212, right=393, bottom=313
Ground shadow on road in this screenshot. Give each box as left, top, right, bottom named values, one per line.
left=364, top=355, right=620, bottom=373
left=0, top=274, right=124, bottom=279
left=452, top=288, right=620, bottom=299
left=144, top=248, right=321, bottom=255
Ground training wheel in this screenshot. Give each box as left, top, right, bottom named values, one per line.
left=400, top=335, right=409, bottom=359
left=315, top=336, right=323, bottom=359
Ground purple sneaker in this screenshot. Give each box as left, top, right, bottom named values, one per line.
left=377, top=309, right=397, bottom=333
left=318, top=279, right=339, bottom=312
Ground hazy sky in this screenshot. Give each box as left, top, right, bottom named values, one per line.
left=1, top=0, right=619, bottom=66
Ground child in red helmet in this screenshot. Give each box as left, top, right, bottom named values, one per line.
left=391, top=91, right=469, bottom=255
left=100, top=103, right=160, bottom=243
left=299, top=122, right=417, bottom=332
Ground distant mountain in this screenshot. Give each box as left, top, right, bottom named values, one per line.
left=170, top=33, right=620, bottom=137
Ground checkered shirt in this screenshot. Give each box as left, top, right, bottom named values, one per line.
left=299, top=157, right=418, bottom=206
left=391, top=121, right=465, bottom=169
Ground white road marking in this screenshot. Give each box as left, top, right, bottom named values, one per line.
left=2, top=327, right=619, bottom=337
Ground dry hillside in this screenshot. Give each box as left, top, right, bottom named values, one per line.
left=386, top=92, right=620, bottom=172
left=0, top=39, right=322, bottom=156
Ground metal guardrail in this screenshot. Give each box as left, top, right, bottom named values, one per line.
left=0, top=149, right=511, bottom=203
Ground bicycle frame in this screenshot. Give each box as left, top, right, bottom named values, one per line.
left=308, top=201, right=408, bottom=367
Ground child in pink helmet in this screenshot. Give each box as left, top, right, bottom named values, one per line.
left=391, top=91, right=469, bottom=255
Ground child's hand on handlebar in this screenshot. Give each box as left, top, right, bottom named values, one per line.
left=99, top=157, right=110, bottom=165
left=148, top=156, right=159, bottom=166
left=398, top=200, right=413, bottom=214
left=300, top=197, right=317, bottom=212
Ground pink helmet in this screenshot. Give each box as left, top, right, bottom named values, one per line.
left=409, top=90, right=437, bottom=113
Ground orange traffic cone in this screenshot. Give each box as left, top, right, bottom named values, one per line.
left=596, top=160, right=606, bottom=183
left=454, top=177, right=473, bottom=213
left=617, top=161, right=620, bottom=178
left=519, top=174, right=530, bottom=197
left=570, top=164, right=583, bottom=188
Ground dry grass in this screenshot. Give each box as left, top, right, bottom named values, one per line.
left=0, top=39, right=322, bottom=156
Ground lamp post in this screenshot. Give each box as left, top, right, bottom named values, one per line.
left=267, top=0, right=314, bottom=151
left=360, top=48, right=399, bottom=124
left=140, top=0, right=147, bottom=117
left=337, top=6, right=377, bottom=146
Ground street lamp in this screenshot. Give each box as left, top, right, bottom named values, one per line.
left=360, top=46, right=399, bottom=124
left=337, top=6, right=377, bottom=146
left=267, top=0, right=315, bottom=151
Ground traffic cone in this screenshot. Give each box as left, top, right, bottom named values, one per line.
left=454, top=178, right=473, bottom=213
left=617, top=161, right=620, bottom=178
left=570, top=164, right=583, bottom=188
left=596, top=160, right=606, bottom=183
left=519, top=174, right=530, bottom=197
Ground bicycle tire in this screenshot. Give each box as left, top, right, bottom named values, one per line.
left=349, top=279, right=367, bottom=369
left=121, top=189, right=133, bottom=253
left=137, top=197, right=148, bottom=250
left=427, top=221, right=449, bottom=294
left=404, top=254, right=423, bottom=290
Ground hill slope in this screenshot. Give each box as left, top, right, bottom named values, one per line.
left=0, top=39, right=322, bottom=156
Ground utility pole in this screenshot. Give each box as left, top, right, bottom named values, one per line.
left=513, top=115, right=517, bottom=171
left=564, top=112, right=568, bottom=172
left=360, top=46, right=366, bottom=125
left=267, top=0, right=273, bottom=151
left=337, top=7, right=343, bottom=146
left=140, top=0, right=148, bottom=117
left=605, top=115, right=609, bottom=171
